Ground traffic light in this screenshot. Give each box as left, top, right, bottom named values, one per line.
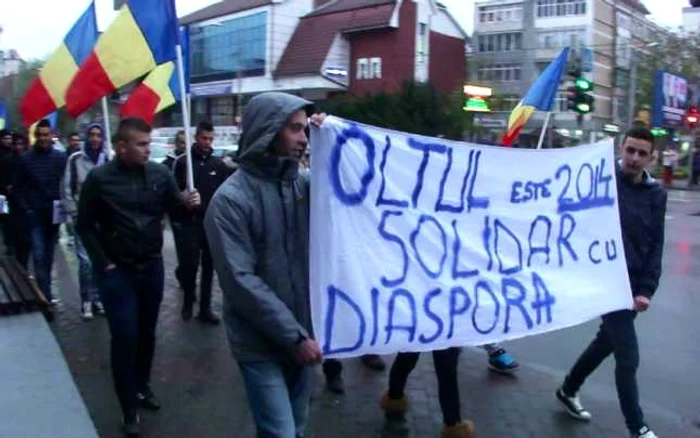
left=566, top=68, right=594, bottom=115
left=686, top=106, right=699, bottom=128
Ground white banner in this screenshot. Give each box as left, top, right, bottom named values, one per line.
left=310, top=117, right=633, bottom=359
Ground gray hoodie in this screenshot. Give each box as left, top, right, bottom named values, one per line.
left=62, top=123, right=108, bottom=217
left=204, top=92, right=314, bottom=363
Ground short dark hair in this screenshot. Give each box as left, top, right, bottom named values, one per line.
left=174, top=130, right=185, bottom=141
left=624, top=127, right=655, bottom=151
left=196, top=121, right=214, bottom=136
left=36, top=119, right=51, bottom=130
left=69, top=132, right=80, bottom=138
left=116, top=117, right=152, bottom=143
left=0, top=129, right=11, bottom=138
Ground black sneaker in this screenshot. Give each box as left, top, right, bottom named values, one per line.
left=181, top=303, right=193, bottom=321
left=122, top=412, right=140, bottom=437
left=361, top=354, right=386, bottom=371
left=556, top=387, right=592, bottom=421
left=137, top=387, right=161, bottom=411
left=197, top=311, right=220, bottom=325
left=325, top=375, right=345, bottom=394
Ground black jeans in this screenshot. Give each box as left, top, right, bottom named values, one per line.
left=563, top=309, right=644, bottom=433
left=388, top=348, right=462, bottom=426
left=97, top=259, right=164, bottom=415
left=170, top=221, right=186, bottom=287
left=179, top=222, right=214, bottom=313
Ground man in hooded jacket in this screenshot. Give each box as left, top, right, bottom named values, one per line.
left=62, top=123, right=108, bottom=319
left=204, top=92, right=322, bottom=438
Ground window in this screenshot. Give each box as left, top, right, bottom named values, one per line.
left=478, top=5, right=523, bottom=23
left=536, top=0, right=586, bottom=18
left=477, top=33, right=523, bottom=53
left=417, top=23, right=428, bottom=61
left=370, top=57, right=382, bottom=79
left=356, top=57, right=381, bottom=80
left=476, top=64, right=522, bottom=82
left=190, top=11, right=267, bottom=79
left=538, top=29, right=585, bottom=49
left=357, top=58, right=369, bottom=79
left=210, top=97, right=235, bottom=126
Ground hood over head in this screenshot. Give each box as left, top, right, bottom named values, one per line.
left=236, top=92, right=314, bottom=179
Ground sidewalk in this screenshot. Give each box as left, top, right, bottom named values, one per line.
left=48, top=235, right=700, bottom=438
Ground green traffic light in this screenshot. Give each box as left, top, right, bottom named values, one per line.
left=575, top=103, right=591, bottom=113
left=575, top=77, right=592, bottom=92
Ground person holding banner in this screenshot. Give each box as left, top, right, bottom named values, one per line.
left=12, top=119, right=67, bottom=304
left=381, top=348, right=475, bottom=438
left=204, top=92, right=323, bottom=438
left=556, top=127, right=666, bottom=438
left=76, top=118, right=201, bottom=436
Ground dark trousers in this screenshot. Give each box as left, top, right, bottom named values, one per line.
left=171, top=221, right=186, bottom=287
left=388, top=348, right=462, bottom=426
left=563, top=310, right=644, bottom=433
left=179, top=222, right=214, bottom=314
left=5, top=202, right=30, bottom=269
left=97, top=260, right=164, bottom=415
left=27, top=217, right=59, bottom=302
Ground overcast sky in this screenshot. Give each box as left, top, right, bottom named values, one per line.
left=0, top=0, right=688, bottom=61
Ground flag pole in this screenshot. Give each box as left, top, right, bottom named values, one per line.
left=176, top=44, right=194, bottom=191
left=101, top=97, right=113, bottom=156
left=536, top=112, right=552, bottom=150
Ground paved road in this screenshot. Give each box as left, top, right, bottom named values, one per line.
left=47, top=192, right=700, bottom=437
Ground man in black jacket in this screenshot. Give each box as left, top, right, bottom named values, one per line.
left=13, top=120, right=67, bottom=302
left=77, top=118, right=200, bottom=437
left=162, top=130, right=187, bottom=289
left=174, top=121, right=231, bottom=324
left=0, top=129, right=16, bottom=254
left=556, top=127, right=666, bottom=438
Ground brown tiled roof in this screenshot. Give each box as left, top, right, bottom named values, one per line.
left=306, top=0, right=396, bottom=17
left=618, top=0, right=650, bottom=15
left=180, top=0, right=273, bottom=25
left=275, top=2, right=396, bottom=77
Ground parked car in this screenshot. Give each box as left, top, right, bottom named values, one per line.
left=149, top=142, right=171, bottom=164
left=212, top=145, right=238, bottom=169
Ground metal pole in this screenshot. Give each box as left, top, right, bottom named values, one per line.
left=101, top=97, right=113, bottom=157
left=176, top=45, right=194, bottom=191
left=627, top=50, right=638, bottom=129
left=536, top=112, right=552, bottom=150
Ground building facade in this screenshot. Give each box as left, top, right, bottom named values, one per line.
left=469, top=0, right=660, bottom=145
left=174, top=0, right=467, bottom=128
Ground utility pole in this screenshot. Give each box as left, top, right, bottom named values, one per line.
left=627, top=52, right=638, bottom=129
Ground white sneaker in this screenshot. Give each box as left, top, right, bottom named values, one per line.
left=81, top=302, right=94, bottom=320
left=92, top=301, right=105, bottom=316
left=632, top=426, right=658, bottom=438
left=556, top=387, right=592, bottom=421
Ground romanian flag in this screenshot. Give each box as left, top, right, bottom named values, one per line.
left=120, top=27, right=190, bottom=123
left=0, top=100, right=6, bottom=130
left=19, top=2, right=98, bottom=126
left=502, top=48, right=570, bottom=147
left=120, top=62, right=176, bottom=123
left=65, top=0, right=179, bottom=117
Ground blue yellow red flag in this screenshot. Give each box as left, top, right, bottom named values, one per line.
left=502, top=48, right=570, bottom=147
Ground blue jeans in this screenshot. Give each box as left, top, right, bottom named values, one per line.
left=75, top=233, right=99, bottom=303
left=28, top=216, right=59, bottom=302
left=563, top=310, right=644, bottom=433
left=97, top=260, right=164, bottom=415
left=239, top=361, right=315, bottom=438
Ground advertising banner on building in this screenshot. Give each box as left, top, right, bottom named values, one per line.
left=652, top=70, right=688, bottom=128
